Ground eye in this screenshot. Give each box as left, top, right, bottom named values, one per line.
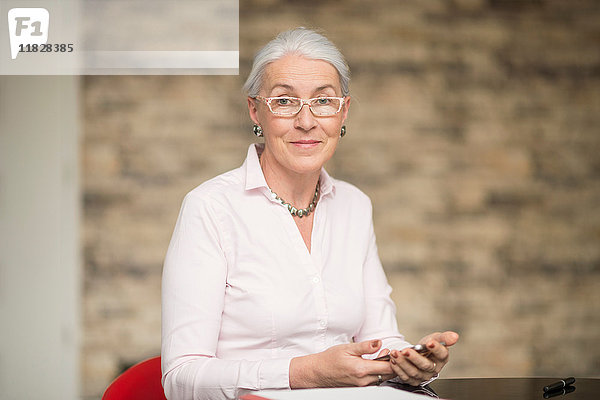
left=316, top=98, right=331, bottom=105
left=276, top=98, right=291, bottom=105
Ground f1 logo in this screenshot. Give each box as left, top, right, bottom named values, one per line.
left=7, top=8, right=49, bottom=60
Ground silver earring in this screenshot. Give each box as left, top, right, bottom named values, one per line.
left=340, top=125, right=346, bottom=137
left=253, top=124, right=263, bottom=137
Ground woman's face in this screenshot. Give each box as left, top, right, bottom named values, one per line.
left=248, top=54, right=350, bottom=177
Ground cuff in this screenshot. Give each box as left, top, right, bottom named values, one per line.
left=381, top=337, right=413, bottom=352
left=258, top=357, right=293, bottom=390
left=420, top=373, right=440, bottom=386
left=362, top=338, right=413, bottom=360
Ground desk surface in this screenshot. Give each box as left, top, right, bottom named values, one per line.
left=245, top=378, right=599, bottom=400
left=424, top=377, right=599, bottom=400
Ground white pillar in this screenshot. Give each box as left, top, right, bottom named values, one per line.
left=0, top=76, right=80, bottom=400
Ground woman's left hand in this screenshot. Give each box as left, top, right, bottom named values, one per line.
left=388, top=331, right=459, bottom=386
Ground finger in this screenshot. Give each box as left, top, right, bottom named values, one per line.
left=369, top=373, right=396, bottom=386
left=403, top=348, right=437, bottom=373
left=389, top=362, right=421, bottom=387
left=388, top=360, right=412, bottom=385
left=357, top=359, right=395, bottom=386
left=377, top=348, right=390, bottom=357
left=365, top=358, right=395, bottom=376
left=382, top=373, right=396, bottom=381
left=419, top=331, right=459, bottom=348
left=439, top=331, right=459, bottom=347
left=390, top=350, right=434, bottom=385
left=418, top=331, right=440, bottom=346
left=425, top=331, right=459, bottom=347
left=351, top=339, right=382, bottom=356
left=424, top=340, right=450, bottom=364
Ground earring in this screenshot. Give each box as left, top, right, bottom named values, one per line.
left=253, top=124, right=263, bottom=137
left=340, top=125, right=346, bottom=137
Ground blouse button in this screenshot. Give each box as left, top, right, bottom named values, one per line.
left=312, top=276, right=320, bottom=284
left=319, top=320, right=327, bottom=327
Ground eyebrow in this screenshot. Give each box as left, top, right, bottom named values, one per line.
left=269, top=84, right=338, bottom=94
left=270, top=84, right=294, bottom=91
left=315, top=84, right=336, bottom=92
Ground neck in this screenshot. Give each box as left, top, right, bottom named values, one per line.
left=259, top=147, right=321, bottom=208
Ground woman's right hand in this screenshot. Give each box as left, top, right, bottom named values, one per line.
left=289, top=339, right=396, bottom=388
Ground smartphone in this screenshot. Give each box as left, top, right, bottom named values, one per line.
left=373, top=341, right=446, bottom=361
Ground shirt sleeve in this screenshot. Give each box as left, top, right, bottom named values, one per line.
left=355, top=201, right=413, bottom=356
left=161, top=191, right=292, bottom=400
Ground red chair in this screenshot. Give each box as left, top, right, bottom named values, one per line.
left=102, top=356, right=167, bottom=400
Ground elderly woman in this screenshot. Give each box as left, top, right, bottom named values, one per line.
left=161, top=27, right=458, bottom=400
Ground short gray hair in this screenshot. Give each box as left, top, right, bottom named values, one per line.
left=243, top=27, right=350, bottom=97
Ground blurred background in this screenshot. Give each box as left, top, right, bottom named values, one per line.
left=1, top=0, right=599, bottom=399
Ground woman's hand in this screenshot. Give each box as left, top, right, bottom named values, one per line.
left=290, top=339, right=397, bottom=388
left=389, top=331, right=459, bottom=387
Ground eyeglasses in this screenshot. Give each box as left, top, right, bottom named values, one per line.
left=254, top=95, right=346, bottom=117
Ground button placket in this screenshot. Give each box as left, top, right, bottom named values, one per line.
left=309, top=198, right=328, bottom=343
left=312, top=272, right=328, bottom=338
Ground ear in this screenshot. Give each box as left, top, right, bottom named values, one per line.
left=247, top=97, right=261, bottom=125
left=341, top=96, right=351, bottom=124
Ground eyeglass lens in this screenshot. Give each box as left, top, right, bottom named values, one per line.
left=269, top=98, right=341, bottom=116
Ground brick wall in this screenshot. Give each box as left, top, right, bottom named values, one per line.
left=82, top=0, right=600, bottom=397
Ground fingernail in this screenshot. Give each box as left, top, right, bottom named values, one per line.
left=371, top=340, right=380, bottom=348
left=391, top=358, right=396, bottom=365
left=428, top=342, right=435, bottom=349
left=403, top=351, right=410, bottom=357
left=391, top=350, right=398, bottom=358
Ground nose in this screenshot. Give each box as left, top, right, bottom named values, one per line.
left=294, top=102, right=317, bottom=132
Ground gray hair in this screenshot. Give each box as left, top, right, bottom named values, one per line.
left=243, top=27, right=350, bottom=97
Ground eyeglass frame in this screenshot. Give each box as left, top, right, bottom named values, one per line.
left=253, top=95, right=346, bottom=116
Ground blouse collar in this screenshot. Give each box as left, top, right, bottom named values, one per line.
left=243, top=143, right=336, bottom=199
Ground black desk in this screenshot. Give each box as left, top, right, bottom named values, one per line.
left=424, top=378, right=599, bottom=400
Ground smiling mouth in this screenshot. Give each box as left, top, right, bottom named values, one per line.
left=291, top=140, right=321, bottom=144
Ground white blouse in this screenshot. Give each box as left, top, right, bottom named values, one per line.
left=161, top=144, right=411, bottom=400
